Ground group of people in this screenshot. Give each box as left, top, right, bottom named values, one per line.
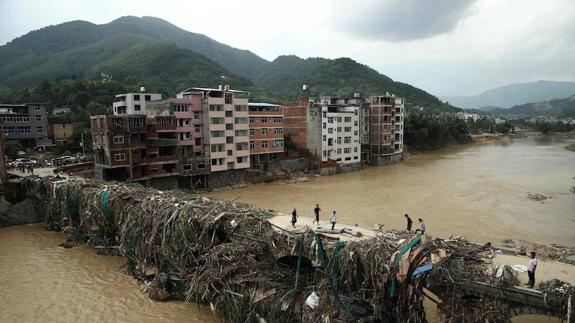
left=404, top=214, right=425, bottom=234
left=10, top=162, right=35, bottom=174
left=291, top=204, right=337, bottom=230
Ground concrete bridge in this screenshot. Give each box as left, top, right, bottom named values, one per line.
left=432, top=281, right=574, bottom=322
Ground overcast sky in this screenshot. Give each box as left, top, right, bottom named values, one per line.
left=1, top=0, right=574, bottom=96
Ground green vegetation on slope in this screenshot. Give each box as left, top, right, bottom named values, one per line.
left=404, top=112, right=471, bottom=151
left=253, top=55, right=456, bottom=110
left=492, top=96, right=575, bottom=118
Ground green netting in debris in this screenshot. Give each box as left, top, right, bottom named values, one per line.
left=101, top=189, right=112, bottom=220
left=314, top=234, right=329, bottom=269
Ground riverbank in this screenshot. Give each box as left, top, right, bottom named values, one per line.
left=208, top=135, right=575, bottom=247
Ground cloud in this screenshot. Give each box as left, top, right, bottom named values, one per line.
left=331, top=0, right=477, bottom=41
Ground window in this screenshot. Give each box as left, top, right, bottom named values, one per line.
left=197, top=162, right=206, bottom=169
left=225, top=93, right=233, bottom=104
left=194, top=111, right=201, bottom=119
left=344, top=137, right=351, bottom=144
left=249, top=117, right=255, bottom=124
left=195, top=138, right=202, bottom=146
left=354, top=121, right=358, bottom=126
left=175, top=105, right=188, bottom=112
left=344, top=148, right=351, bottom=154
left=337, top=117, right=342, bottom=122
left=328, top=117, right=334, bottom=124
left=225, top=111, right=233, bottom=117
left=274, top=128, right=283, bottom=134
left=354, top=130, right=358, bottom=135
left=337, top=127, right=341, bottom=133
left=273, top=139, right=283, bottom=147
left=237, top=156, right=247, bottom=163
left=261, top=141, right=268, bottom=148
left=35, top=116, right=41, bottom=122
left=273, top=117, right=282, bottom=123
left=337, top=148, right=342, bottom=154
left=114, top=152, right=126, bottom=161
left=337, top=137, right=342, bottom=144
left=226, top=123, right=233, bottom=130
left=209, top=104, right=223, bottom=111
left=344, top=127, right=351, bottom=132
left=354, top=147, right=358, bottom=153
left=322, top=135, right=326, bottom=141
left=113, top=135, right=124, bottom=144
left=249, top=129, right=255, bottom=135
left=344, top=117, right=352, bottom=122
left=261, top=118, right=268, bottom=123
left=354, top=110, right=359, bottom=115
left=133, top=95, right=140, bottom=101
left=323, top=123, right=326, bottom=129
left=34, top=106, right=40, bottom=111
left=36, top=126, right=43, bottom=133
left=145, top=95, right=151, bottom=101
left=328, top=128, right=333, bottom=134
left=261, top=128, right=268, bottom=135
left=226, top=136, right=234, bottom=144
left=235, top=105, right=247, bottom=112
left=250, top=141, right=255, bottom=149
left=227, top=150, right=233, bottom=156
left=194, top=125, right=201, bottom=133
left=134, top=104, right=141, bottom=111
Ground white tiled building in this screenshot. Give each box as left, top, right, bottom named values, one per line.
left=307, top=96, right=361, bottom=168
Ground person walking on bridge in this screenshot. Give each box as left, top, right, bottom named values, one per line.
left=291, top=208, right=298, bottom=228
left=415, top=218, right=426, bottom=235
left=313, top=204, right=321, bottom=226
left=405, top=214, right=413, bottom=232
left=527, top=252, right=538, bottom=288
left=330, top=211, right=337, bottom=230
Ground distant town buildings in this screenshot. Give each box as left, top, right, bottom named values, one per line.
left=0, top=103, right=51, bottom=148
left=86, top=84, right=407, bottom=189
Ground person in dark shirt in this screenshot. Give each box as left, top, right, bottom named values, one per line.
left=313, top=204, right=321, bottom=226
left=405, top=214, right=413, bottom=232
left=291, top=208, right=297, bottom=227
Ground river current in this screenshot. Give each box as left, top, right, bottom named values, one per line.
left=1, top=135, right=573, bottom=322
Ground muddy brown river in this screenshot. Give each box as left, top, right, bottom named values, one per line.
left=210, top=136, right=575, bottom=247
left=0, top=135, right=573, bottom=322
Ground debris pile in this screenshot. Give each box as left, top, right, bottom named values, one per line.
left=20, top=176, right=575, bottom=322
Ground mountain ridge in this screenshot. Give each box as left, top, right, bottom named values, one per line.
left=442, top=80, right=575, bottom=109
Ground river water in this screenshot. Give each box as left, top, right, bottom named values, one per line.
left=0, top=224, right=216, bottom=323
left=209, top=136, right=575, bottom=247
left=0, top=136, right=573, bottom=322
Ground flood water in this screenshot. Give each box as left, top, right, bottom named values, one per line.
left=0, top=224, right=217, bottom=323
left=0, top=136, right=573, bottom=323
left=210, top=136, right=575, bottom=247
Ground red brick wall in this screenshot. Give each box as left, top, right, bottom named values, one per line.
left=283, top=97, right=308, bottom=150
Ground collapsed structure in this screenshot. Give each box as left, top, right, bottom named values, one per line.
left=21, top=176, right=575, bottom=322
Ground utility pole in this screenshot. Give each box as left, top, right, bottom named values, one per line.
left=0, top=130, right=8, bottom=185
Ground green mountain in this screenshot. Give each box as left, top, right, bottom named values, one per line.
left=442, top=80, right=575, bottom=109
left=252, top=55, right=452, bottom=109
left=492, top=95, right=575, bottom=118
left=0, top=16, right=453, bottom=110
left=0, top=16, right=267, bottom=87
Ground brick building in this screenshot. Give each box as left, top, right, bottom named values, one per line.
left=91, top=114, right=180, bottom=188
left=282, top=96, right=310, bottom=151
left=248, top=103, right=284, bottom=167
left=368, top=94, right=405, bottom=165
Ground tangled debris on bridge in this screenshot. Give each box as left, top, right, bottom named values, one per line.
left=22, top=176, right=575, bottom=322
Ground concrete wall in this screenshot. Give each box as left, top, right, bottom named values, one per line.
left=149, top=176, right=179, bottom=190
left=336, top=162, right=361, bottom=173
left=369, top=153, right=403, bottom=166
left=279, top=157, right=309, bottom=173
left=207, top=169, right=247, bottom=189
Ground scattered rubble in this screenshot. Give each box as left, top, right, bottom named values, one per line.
left=527, top=192, right=549, bottom=201
left=19, top=176, right=575, bottom=322
left=0, top=197, right=41, bottom=227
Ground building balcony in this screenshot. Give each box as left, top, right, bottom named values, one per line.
left=147, top=138, right=178, bottom=147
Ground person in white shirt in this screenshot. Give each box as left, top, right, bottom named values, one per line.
left=415, top=218, right=426, bottom=235
left=527, top=252, right=538, bottom=288
left=330, top=211, right=337, bottom=230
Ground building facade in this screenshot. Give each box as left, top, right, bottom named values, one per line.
left=282, top=96, right=310, bottom=152
left=113, top=91, right=162, bottom=115
left=177, top=85, right=250, bottom=174
left=368, top=94, right=405, bottom=165
left=248, top=103, right=284, bottom=167
left=52, top=122, right=74, bottom=142
left=0, top=103, right=50, bottom=147
left=307, top=96, right=361, bottom=172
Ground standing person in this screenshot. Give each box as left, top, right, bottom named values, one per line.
left=313, top=204, right=321, bottom=226
left=330, top=211, right=337, bottom=230
left=405, top=214, right=413, bottom=232
left=291, top=208, right=297, bottom=227
left=414, top=218, right=426, bottom=235
left=527, top=252, right=538, bottom=288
